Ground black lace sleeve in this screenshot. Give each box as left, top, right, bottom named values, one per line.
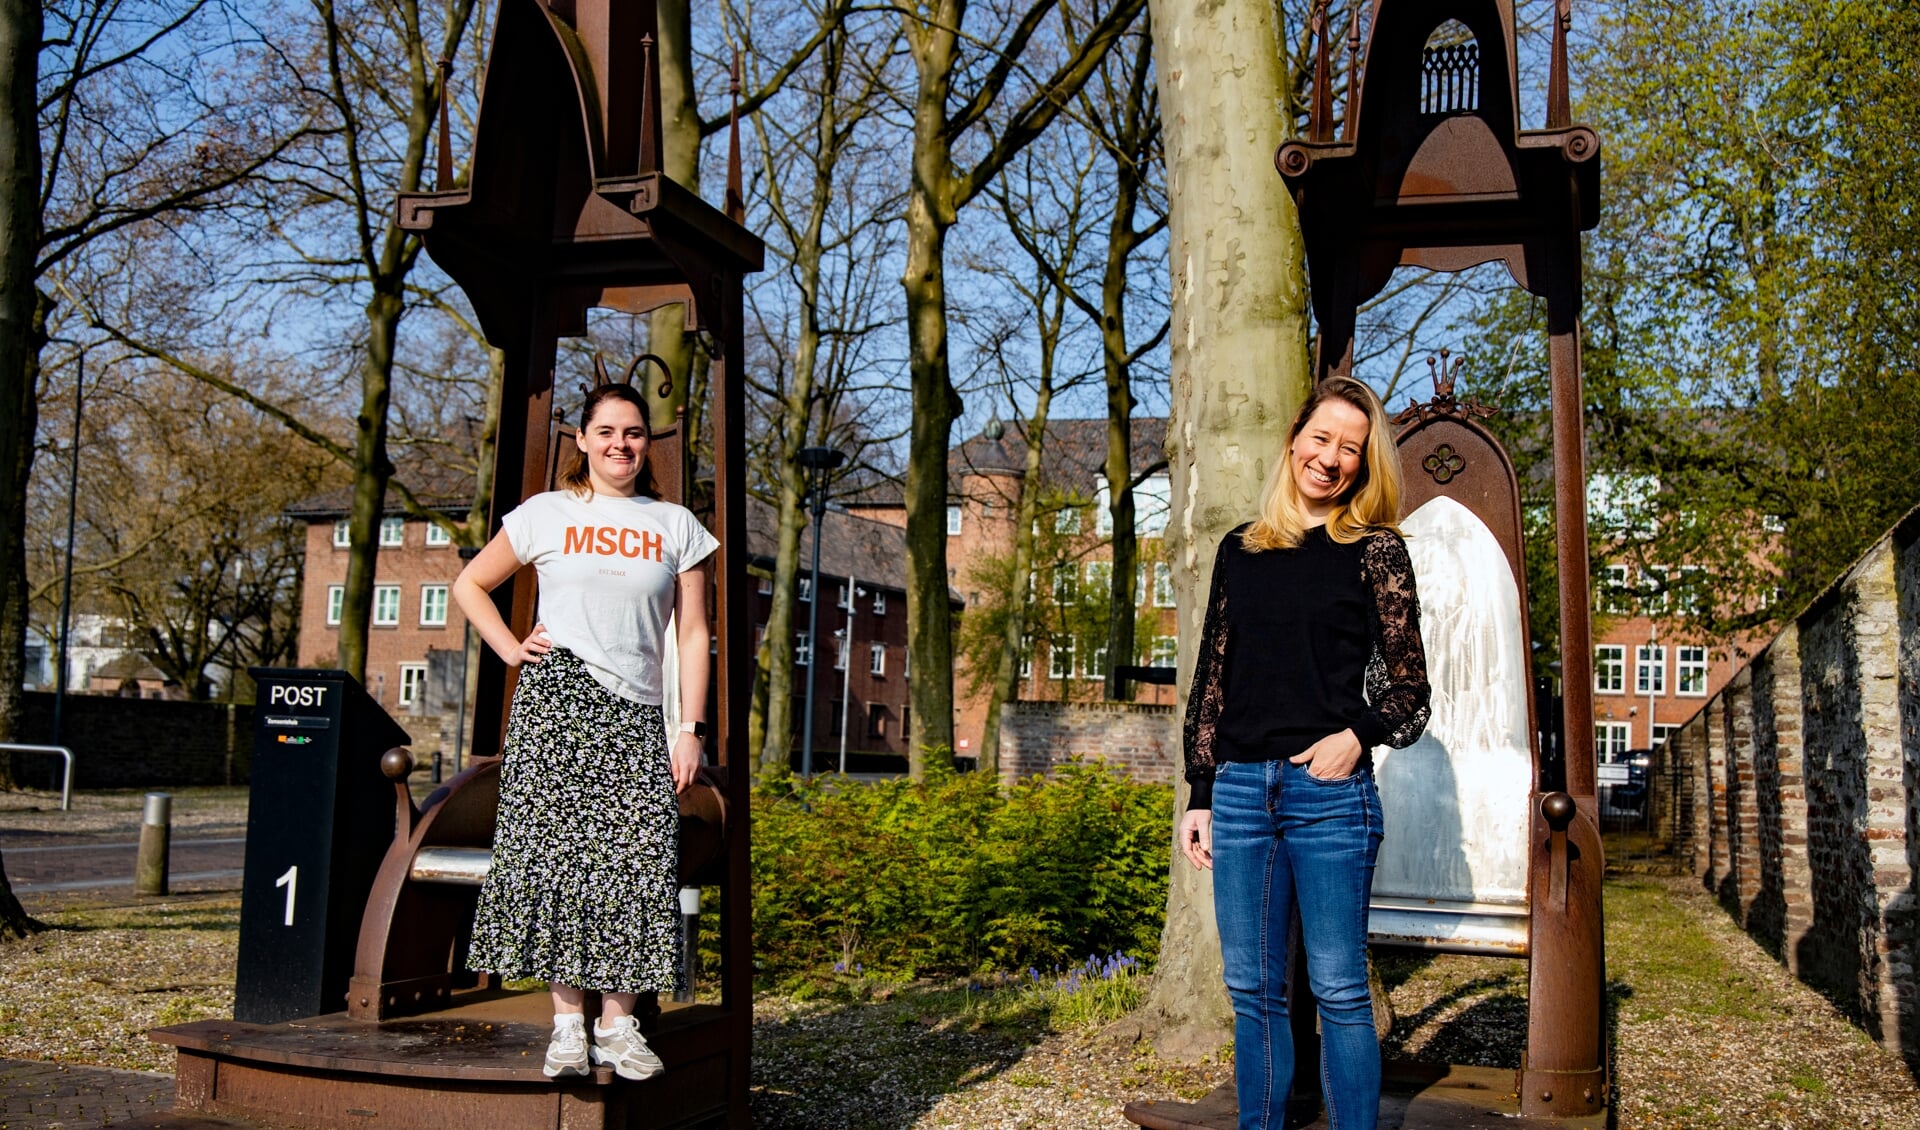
left=1182, top=533, right=1236, bottom=810
left=1357, top=531, right=1431, bottom=750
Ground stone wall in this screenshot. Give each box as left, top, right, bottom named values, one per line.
left=999, top=700, right=1179, bottom=784
left=7, top=692, right=252, bottom=789
left=1664, top=505, right=1920, bottom=1072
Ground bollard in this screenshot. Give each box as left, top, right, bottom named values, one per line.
left=135, top=792, right=172, bottom=896
left=674, top=886, right=701, bottom=1003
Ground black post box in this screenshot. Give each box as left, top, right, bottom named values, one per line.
left=234, top=668, right=411, bottom=1024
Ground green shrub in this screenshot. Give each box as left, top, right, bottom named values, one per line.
left=746, top=762, right=1173, bottom=983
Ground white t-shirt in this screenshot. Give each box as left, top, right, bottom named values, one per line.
left=501, top=491, right=719, bottom=705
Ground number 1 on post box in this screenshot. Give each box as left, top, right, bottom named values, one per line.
left=275, top=865, right=297, bottom=926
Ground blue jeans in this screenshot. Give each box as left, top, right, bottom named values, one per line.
left=1212, top=757, right=1384, bottom=1130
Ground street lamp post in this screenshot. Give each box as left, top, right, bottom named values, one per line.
left=52, top=350, right=85, bottom=750
left=796, top=446, right=845, bottom=778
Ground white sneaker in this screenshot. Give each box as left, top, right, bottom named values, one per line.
left=543, top=1015, right=590, bottom=1078
left=591, top=1014, right=665, bottom=1081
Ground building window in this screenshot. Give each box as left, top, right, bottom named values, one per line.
left=332, top=519, right=351, bottom=548
left=1642, top=566, right=1671, bottom=614
left=425, top=522, right=451, bottom=547
left=373, top=585, right=401, bottom=626
left=1086, top=644, right=1107, bottom=681
left=1651, top=723, right=1680, bottom=749
left=1049, top=638, right=1074, bottom=680
left=379, top=517, right=405, bottom=546
left=1636, top=645, right=1666, bottom=694
left=1019, top=636, right=1034, bottom=679
left=1055, top=506, right=1081, bottom=534
left=1677, top=646, right=1709, bottom=696
left=838, top=583, right=854, bottom=610
left=870, top=643, right=886, bottom=675
left=1678, top=566, right=1707, bottom=617
left=326, top=585, right=344, bottom=626
left=1598, top=563, right=1631, bottom=615
left=1085, top=561, right=1112, bottom=601
left=1153, top=562, right=1174, bottom=607
left=420, top=585, right=449, bottom=626
left=947, top=505, right=962, bottom=536
left=873, top=591, right=886, bottom=615
left=1094, top=477, right=1113, bottom=537
left=1595, top=722, right=1631, bottom=762
left=1149, top=636, right=1177, bottom=667
left=795, top=631, right=812, bottom=666
left=398, top=663, right=428, bottom=708
left=757, top=573, right=773, bottom=595
left=1594, top=645, right=1625, bottom=693
left=1137, top=474, right=1171, bottom=537
left=798, top=575, right=812, bottom=602
left=833, top=633, right=848, bottom=670
left=1052, top=565, right=1078, bottom=605
left=867, top=703, right=888, bottom=739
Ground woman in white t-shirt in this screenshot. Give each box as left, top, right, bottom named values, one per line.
left=452, top=382, right=717, bottom=1083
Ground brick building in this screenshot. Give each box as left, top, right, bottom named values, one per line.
left=846, top=417, right=1180, bottom=759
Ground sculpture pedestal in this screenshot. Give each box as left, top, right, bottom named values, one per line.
left=1123, top=1062, right=1607, bottom=1130
left=148, top=988, right=735, bottom=1129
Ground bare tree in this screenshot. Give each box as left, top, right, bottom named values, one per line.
left=736, top=9, right=906, bottom=777
left=897, top=0, right=1147, bottom=776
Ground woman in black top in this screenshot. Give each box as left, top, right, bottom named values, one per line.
left=1177, top=376, right=1430, bottom=1130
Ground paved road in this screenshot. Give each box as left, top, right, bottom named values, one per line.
left=0, top=836, right=245, bottom=894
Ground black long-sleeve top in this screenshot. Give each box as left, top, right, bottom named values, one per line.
left=1183, top=522, right=1431, bottom=811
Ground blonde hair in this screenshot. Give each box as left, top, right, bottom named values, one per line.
left=562, top=384, right=655, bottom=498
left=1242, top=376, right=1403, bottom=551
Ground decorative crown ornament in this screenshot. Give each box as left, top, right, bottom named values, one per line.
left=1393, top=349, right=1497, bottom=426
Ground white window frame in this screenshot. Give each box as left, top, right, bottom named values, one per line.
left=332, top=519, right=351, bottom=548
left=373, top=585, right=402, bottom=626
left=1019, top=636, right=1033, bottom=679
left=1596, top=722, right=1631, bottom=762
left=420, top=584, right=449, bottom=627
left=798, top=575, right=812, bottom=602
left=1136, top=473, right=1171, bottom=537
left=1055, top=506, right=1081, bottom=535
left=870, top=643, right=886, bottom=675
left=1085, top=644, right=1107, bottom=682
left=946, top=505, right=963, bottom=536
left=1053, top=565, right=1078, bottom=605
left=1599, top=564, right=1631, bottom=615
left=757, top=573, right=773, bottom=595
left=1085, top=561, right=1113, bottom=600
left=425, top=522, right=451, bottom=547
left=795, top=631, right=812, bottom=666
left=1149, top=635, right=1177, bottom=667
left=872, top=591, right=886, bottom=615
left=1636, top=645, right=1666, bottom=695
left=833, top=632, right=848, bottom=670
left=326, top=585, right=344, bottom=626
left=1153, top=562, right=1174, bottom=607
left=397, top=663, right=429, bottom=708
left=1594, top=645, right=1625, bottom=693
left=1651, top=723, right=1681, bottom=749
left=379, top=516, right=405, bottom=547
left=1049, top=638, right=1074, bottom=680
left=1094, top=477, right=1113, bottom=537
left=1677, top=645, right=1709, bottom=696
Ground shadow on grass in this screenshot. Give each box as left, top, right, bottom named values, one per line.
left=748, top=978, right=1091, bottom=1129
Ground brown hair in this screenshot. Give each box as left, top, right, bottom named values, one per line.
left=1242, top=376, right=1403, bottom=551
left=561, top=384, right=655, bottom=498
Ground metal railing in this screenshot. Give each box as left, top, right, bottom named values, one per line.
left=1, top=744, right=75, bottom=811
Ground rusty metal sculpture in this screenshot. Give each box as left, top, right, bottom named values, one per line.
left=1282, top=0, right=1606, bottom=1121
left=151, top=2, right=763, bottom=1127
left=1128, top=2, right=1605, bottom=1127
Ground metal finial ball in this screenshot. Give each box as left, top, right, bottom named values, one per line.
left=1541, top=791, right=1575, bottom=829
left=381, top=749, right=415, bottom=781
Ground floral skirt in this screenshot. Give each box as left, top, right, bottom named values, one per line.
left=467, top=647, right=682, bottom=994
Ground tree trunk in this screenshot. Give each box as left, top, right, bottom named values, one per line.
left=0, top=847, right=41, bottom=939
left=1139, top=0, right=1314, bottom=1060
left=979, top=372, right=1055, bottom=775
left=0, top=0, right=38, bottom=784
left=648, top=0, right=701, bottom=433
left=337, top=289, right=403, bottom=682
left=901, top=9, right=963, bottom=777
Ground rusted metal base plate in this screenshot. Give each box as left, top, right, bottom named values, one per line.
left=1124, top=1063, right=1607, bottom=1130
left=148, top=989, right=737, bottom=1130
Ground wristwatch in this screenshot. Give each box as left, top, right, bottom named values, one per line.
left=678, top=720, right=708, bottom=739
